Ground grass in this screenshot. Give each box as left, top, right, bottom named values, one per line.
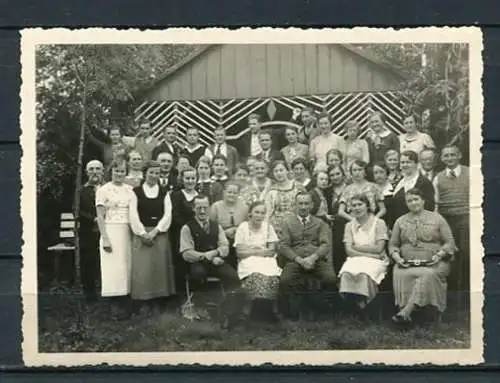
left=38, top=285, right=470, bottom=353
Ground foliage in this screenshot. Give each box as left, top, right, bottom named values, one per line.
left=354, top=43, right=470, bottom=157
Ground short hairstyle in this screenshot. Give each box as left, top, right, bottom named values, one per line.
left=248, top=113, right=261, bottom=123
left=196, top=155, right=212, bottom=168
left=258, top=129, right=272, bottom=139
left=403, top=114, right=418, bottom=124
left=194, top=194, right=210, bottom=205
left=400, top=150, right=419, bottom=164
left=371, top=161, right=389, bottom=175
left=284, top=125, right=298, bottom=134
left=86, top=159, right=103, bottom=171
left=137, top=118, right=151, bottom=128
left=419, top=147, right=437, bottom=157
left=155, top=151, right=174, bottom=161
left=295, top=191, right=312, bottom=202
left=214, top=126, right=226, bottom=133
left=384, top=149, right=400, bottom=161
left=441, top=144, right=461, bottom=155
left=109, top=156, right=127, bottom=170
left=164, top=125, right=177, bottom=131
left=291, top=157, right=308, bottom=170
left=186, top=126, right=199, bottom=134
left=344, top=120, right=359, bottom=132
left=349, top=159, right=368, bottom=174
left=143, top=160, right=161, bottom=172
left=212, top=154, right=228, bottom=165
left=405, top=187, right=425, bottom=199
left=248, top=200, right=266, bottom=215
left=128, top=150, right=143, bottom=161
left=180, top=166, right=197, bottom=181
left=327, top=164, right=346, bottom=178
left=177, top=154, right=191, bottom=165
left=301, top=107, right=314, bottom=114
left=317, top=111, right=331, bottom=123
left=234, top=163, right=249, bottom=174
left=326, top=148, right=344, bottom=162
left=224, top=180, right=241, bottom=192
left=349, top=193, right=371, bottom=208
left=315, top=169, right=329, bottom=181
left=269, top=159, right=288, bottom=175
left=370, top=111, right=385, bottom=123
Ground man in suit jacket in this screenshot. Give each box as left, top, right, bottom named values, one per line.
left=209, top=127, right=239, bottom=175
left=419, top=148, right=439, bottom=182
left=78, top=160, right=104, bottom=301
left=157, top=152, right=179, bottom=193
left=279, top=192, right=337, bottom=317
left=255, top=130, right=284, bottom=166
left=152, top=125, right=182, bottom=165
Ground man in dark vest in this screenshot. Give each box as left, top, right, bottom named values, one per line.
left=180, top=195, right=239, bottom=291
left=434, top=144, right=470, bottom=294
left=152, top=125, right=182, bottom=165
left=78, top=159, right=104, bottom=301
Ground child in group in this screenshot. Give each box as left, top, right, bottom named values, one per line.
left=124, top=150, right=143, bottom=187
left=196, top=156, right=216, bottom=203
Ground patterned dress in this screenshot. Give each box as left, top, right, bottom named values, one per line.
left=265, top=180, right=303, bottom=237
left=95, top=182, right=134, bottom=297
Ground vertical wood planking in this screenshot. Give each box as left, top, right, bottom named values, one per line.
left=342, top=52, right=359, bottom=92
left=190, top=55, right=207, bottom=100
left=304, top=44, right=318, bottom=94
left=266, top=45, right=282, bottom=97
left=220, top=45, right=236, bottom=99
left=317, top=45, right=331, bottom=94
left=168, top=76, right=182, bottom=100
left=279, top=44, right=294, bottom=96
left=357, top=61, right=372, bottom=92
left=329, top=46, right=343, bottom=92
left=291, top=44, right=306, bottom=96
left=206, top=47, right=222, bottom=99
left=250, top=44, right=266, bottom=98
left=372, top=71, right=387, bottom=91
left=179, top=67, right=192, bottom=100
left=235, top=44, right=251, bottom=99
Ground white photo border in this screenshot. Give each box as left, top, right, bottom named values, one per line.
left=20, top=26, right=484, bottom=367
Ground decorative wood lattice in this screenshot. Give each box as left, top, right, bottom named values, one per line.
left=134, top=92, right=409, bottom=146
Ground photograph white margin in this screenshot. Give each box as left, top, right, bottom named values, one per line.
left=20, top=26, right=485, bottom=367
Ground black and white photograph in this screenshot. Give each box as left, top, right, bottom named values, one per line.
left=21, top=28, right=483, bottom=366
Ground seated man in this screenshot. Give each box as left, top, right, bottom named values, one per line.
left=180, top=194, right=240, bottom=291
left=279, top=192, right=337, bottom=317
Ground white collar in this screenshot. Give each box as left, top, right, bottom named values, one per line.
left=181, top=189, right=198, bottom=200
left=297, top=214, right=310, bottom=223
left=184, top=144, right=203, bottom=153
left=446, top=165, right=462, bottom=177
left=211, top=175, right=228, bottom=182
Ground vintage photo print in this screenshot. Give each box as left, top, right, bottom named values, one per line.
left=21, top=27, right=484, bottom=366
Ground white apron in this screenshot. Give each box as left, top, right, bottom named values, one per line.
left=339, top=217, right=388, bottom=284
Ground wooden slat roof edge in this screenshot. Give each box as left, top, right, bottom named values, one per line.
left=139, top=43, right=406, bottom=99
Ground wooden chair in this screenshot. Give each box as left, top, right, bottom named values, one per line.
left=184, top=275, right=225, bottom=299
left=46, top=213, right=75, bottom=283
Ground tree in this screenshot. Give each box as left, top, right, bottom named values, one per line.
left=36, top=44, right=199, bottom=284
left=353, top=43, right=470, bottom=160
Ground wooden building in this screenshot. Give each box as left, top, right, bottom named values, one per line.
left=136, top=44, right=407, bottom=147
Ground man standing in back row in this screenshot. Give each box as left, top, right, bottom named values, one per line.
left=434, top=145, right=469, bottom=294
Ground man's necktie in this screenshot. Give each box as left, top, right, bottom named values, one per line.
left=215, top=144, right=222, bottom=156
left=301, top=217, right=308, bottom=226
left=450, top=169, right=456, bottom=178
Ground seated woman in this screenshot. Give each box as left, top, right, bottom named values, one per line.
left=210, top=181, right=249, bottom=268
left=234, top=201, right=282, bottom=321
left=339, top=193, right=390, bottom=311
left=389, top=187, right=456, bottom=325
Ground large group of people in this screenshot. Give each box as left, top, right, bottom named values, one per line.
left=78, top=108, right=470, bottom=328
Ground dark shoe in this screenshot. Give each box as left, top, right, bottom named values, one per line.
left=391, top=314, right=412, bottom=326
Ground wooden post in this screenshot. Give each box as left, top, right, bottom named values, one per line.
left=73, top=67, right=89, bottom=290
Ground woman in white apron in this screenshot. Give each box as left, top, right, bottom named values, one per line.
left=339, top=193, right=389, bottom=310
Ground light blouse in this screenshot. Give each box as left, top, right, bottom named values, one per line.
left=95, top=182, right=134, bottom=224
left=129, top=183, right=173, bottom=236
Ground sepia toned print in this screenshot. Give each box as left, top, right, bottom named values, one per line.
left=21, top=27, right=484, bottom=366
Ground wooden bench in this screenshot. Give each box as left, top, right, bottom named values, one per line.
left=46, top=213, right=76, bottom=283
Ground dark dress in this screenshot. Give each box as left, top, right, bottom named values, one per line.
left=170, top=189, right=197, bottom=290
left=326, top=184, right=348, bottom=274
left=366, top=132, right=399, bottom=165
left=196, top=180, right=224, bottom=204
left=391, top=174, right=436, bottom=223
left=78, top=184, right=102, bottom=298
